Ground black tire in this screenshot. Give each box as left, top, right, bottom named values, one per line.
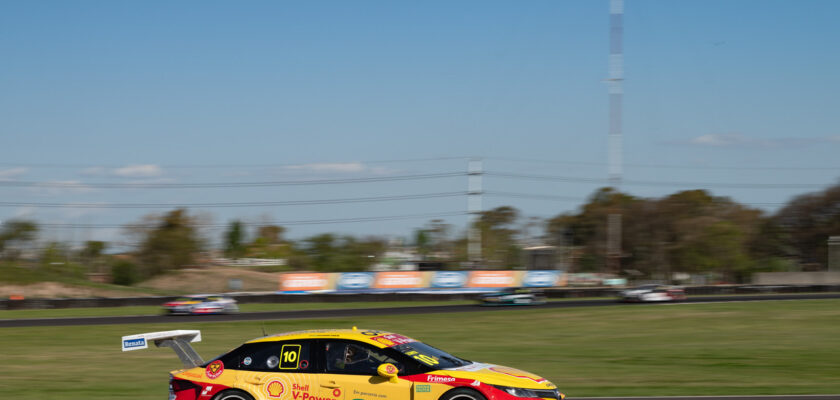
left=213, top=389, right=255, bottom=400
left=439, top=388, right=487, bottom=400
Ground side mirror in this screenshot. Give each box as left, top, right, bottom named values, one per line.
left=377, top=363, right=399, bottom=383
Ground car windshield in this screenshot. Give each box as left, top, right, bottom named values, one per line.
left=176, top=297, right=206, bottom=302
left=392, top=341, right=470, bottom=369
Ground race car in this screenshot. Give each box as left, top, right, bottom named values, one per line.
left=479, top=288, right=547, bottom=306
left=162, top=294, right=240, bottom=315
left=121, top=328, right=564, bottom=400
left=618, top=284, right=686, bottom=302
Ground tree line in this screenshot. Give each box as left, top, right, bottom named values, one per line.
left=1, top=184, right=839, bottom=285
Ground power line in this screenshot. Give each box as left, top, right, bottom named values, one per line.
left=481, top=157, right=840, bottom=171
left=0, top=172, right=466, bottom=189
left=0, top=157, right=471, bottom=169
left=4, top=156, right=839, bottom=171
left=486, top=171, right=832, bottom=189
left=34, top=211, right=469, bottom=228
left=0, top=192, right=466, bottom=209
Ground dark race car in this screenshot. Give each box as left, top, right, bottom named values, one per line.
left=479, top=287, right=547, bottom=306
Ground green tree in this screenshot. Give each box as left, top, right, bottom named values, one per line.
left=136, top=209, right=203, bottom=278
left=0, top=219, right=38, bottom=261
left=774, top=184, right=840, bottom=268
left=474, top=206, right=522, bottom=268
left=224, top=220, right=247, bottom=259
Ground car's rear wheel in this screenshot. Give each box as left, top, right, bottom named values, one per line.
left=213, top=389, right=255, bottom=400
left=439, top=388, right=487, bottom=400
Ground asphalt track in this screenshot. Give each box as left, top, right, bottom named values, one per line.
left=1, top=293, right=839, bottom=328
left=572, top=396, right=840, bottom=400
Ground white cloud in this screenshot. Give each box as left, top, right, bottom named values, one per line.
left=28, top=180, right=95, bottom=196
left=689, top=133, right=750, bottom=147
left=684, top=133, right=840, bottom=149
left=0, top=167, right=28, bottom=180
left=113, top=164, right=164, bottom=178
left=80, top=164, right=165, bottom=178
left=283, top=162, right=368, bottom=173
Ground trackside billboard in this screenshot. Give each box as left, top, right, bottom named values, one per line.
left=278, top=270, right=567, bottom=293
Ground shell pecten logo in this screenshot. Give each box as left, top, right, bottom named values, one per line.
left=266, top=380, right=285, bottom=398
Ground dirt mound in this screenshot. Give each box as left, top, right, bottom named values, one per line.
left=0, top=282, right=151, bottom=299
left=139, top=267, right=280, bottom=294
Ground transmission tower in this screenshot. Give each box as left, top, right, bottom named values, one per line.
left=606, top=0, right=624, bottom=274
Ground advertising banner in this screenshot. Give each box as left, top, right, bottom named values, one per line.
left=467, top=270, right=517, bottom=288
left=336, top=272, right=376, bottom=291
left=521, top=270, right=562, bottom=287
left=373, top=271, right=424, bottom=289
left=279, top=273, right=331, bottom=292
left=429, top=271, right=469, bottom=289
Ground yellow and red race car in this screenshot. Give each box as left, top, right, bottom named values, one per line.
left=122, top=328, right=564, bottom=400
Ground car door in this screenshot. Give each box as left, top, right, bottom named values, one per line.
left=319, top=340, right=413, bottom=400
left=231, top=340, right=320, bottom=400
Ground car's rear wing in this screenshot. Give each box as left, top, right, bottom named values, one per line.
left=121, top=330, right=204, bottom=368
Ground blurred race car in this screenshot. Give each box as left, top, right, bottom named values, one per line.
left=618, top=284, right=686, bottom=302
left=121, top=327, right=565, bottom=400
left=163, top=294, right=239, bottom=315
left=479, top=287, right=547, bottom=306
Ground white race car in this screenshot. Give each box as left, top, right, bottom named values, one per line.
left=619, top=285, right=686, bottom=302
left=162, top=294, right=240, bottom=315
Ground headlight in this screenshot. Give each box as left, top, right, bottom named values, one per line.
left=492, top=385, right=539, bottom=398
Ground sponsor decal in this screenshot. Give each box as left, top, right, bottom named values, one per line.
left=416, top=385, right=431, bottom=393
left=337, top=272, right=375, bottom=290
left=371, top=333, right=416, bottom=347
left=374, top=271, right=423, bottom=289
left=468, top=271, right=516, bottom=288
left=243, top=357, right=252, bottom=366
left=426, top=375, right=456, bottom=383
left=122, top=338, right=146, bottom=350
left=430, top=271, right=468, bottom=288
left=280, top=273, right=330, bottom=291
left=489, top=366, right=546, bottom=383
left=522, top=270, right=559, bottom=287
left=201, top=386, right=214, bottom=397
left=385, top=364, right=397, bottom=375
left=266, top=380, right=285, bottom=398
left=300, top=359, right=309, bottom=369
left=205, top=360, right=224, bottom=379
left=470, top=380, right=481, bottom=387
left=290, top=384, right=344, bottom=400
left=353, top=389, right=387, bottom=399
left=446, top=362, right=493, bottom=372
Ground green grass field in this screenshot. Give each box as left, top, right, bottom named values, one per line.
left=0, top=300, right=477, bottom=319
left=1, top=299, right=838, bottom=399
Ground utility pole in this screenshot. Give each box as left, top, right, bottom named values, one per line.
left=467, top=158, right=483, bottom=267
left=606, top=0, right=624, bottom=275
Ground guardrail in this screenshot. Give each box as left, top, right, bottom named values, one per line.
left=1, top=284, right=838, bottom=310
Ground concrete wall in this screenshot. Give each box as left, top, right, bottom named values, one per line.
left=753, top=272, right=840, bottom=285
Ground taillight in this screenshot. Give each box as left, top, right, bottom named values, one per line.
left=169, top=378, right=201, bottom=400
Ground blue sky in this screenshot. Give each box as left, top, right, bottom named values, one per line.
left=1, top=0, right=839, bottom=247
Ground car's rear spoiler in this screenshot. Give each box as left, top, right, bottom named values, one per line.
left=121, top=330, right=204, bottom=368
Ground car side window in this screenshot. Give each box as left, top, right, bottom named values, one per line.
left=323, top=341, right=402, bottom=376
left=218, top=342, right=313, bottom=373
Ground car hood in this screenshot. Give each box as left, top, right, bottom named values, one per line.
left=432, top=362, right=556, bottom=389
left=164, top=301, right=201, bottom=306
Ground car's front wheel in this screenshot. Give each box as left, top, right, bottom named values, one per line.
left=213, top=389, right=255, bottom=400
left=440, top=388, right=487, bottom=400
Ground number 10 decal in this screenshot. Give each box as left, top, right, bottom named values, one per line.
left=279, top=344, right=301, bottom=369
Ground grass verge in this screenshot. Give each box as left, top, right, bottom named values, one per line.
left=1, top=300, right=838, bottom=399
